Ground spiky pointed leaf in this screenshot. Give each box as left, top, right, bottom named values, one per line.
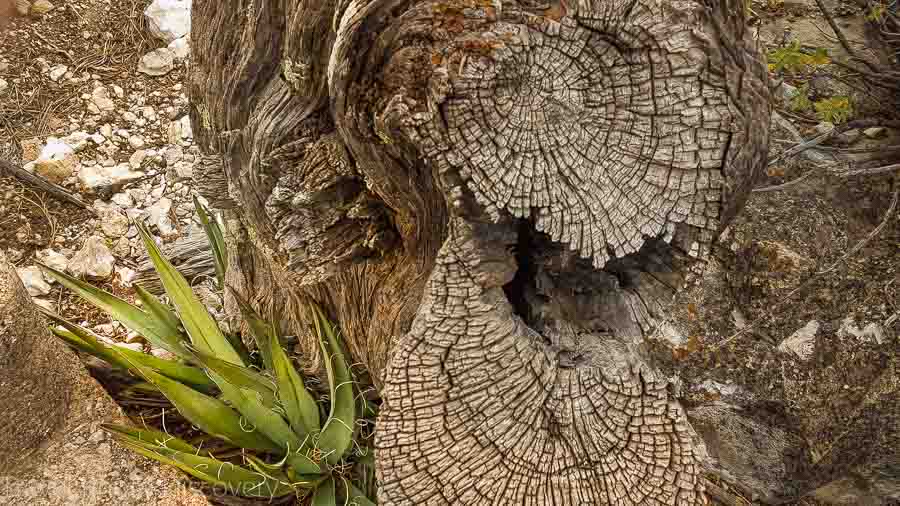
left=110, top=347, right=280, bottom=452
left=188, top=347, right=277, bottom=406
left=47, top=316, right=216, bottom=393
left=232, top=292, right=274, bottom=371
left=102, top=423, right=197, bottom=454
left=195, top=196, right=228, bottom=290
left=137, top=224, right=244, bottom=366
left=120, top=442, right=296, bottom=498
left=312, top=305, right=356, bottom=465
left=270, top=321, right=320, bottom=438
left=39, top=263, right=190, bottom=360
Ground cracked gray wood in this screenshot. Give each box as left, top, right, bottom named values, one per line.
left=187, top=0, right=898, bottom=504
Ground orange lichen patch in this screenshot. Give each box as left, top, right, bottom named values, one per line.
left=431, top=52, right=444, bottom=65
left=458, top=37, right=505, bottom=56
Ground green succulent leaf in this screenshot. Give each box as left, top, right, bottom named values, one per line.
left=121, top=442, right=296, bottom=498
left=345, top=479, right=377, bottom=506
left=134, top=284, right=183, bottom=336
left=102, top=423, right=197, bottom=453
left=213, top=373, right=322, bottom=476
left=195, top=196, right=228, bottom=290
left=38, top=263, right=191, bottom=360
left=312, top=305, right=356, bottom=465
left=232, top=292, right=274, bottom=371
left=47, top=316, right=216, bottom=393
left=270, top=322, right=320, bottom=438
left=110, top=347, right=280, bottom=452
left=137, top=224, right=244, bottom=366
left=188, top=347, right=277, bottom=406
left=311, top=477, right=337, bottom=506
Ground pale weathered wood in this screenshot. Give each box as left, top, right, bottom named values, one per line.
left=188, top=0, right=894, bottom=504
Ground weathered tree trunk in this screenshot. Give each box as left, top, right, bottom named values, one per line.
left=189, top=1, right=896, bottom=504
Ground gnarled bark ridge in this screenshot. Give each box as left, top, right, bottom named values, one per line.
left=191, top=0, right=774, bottom=503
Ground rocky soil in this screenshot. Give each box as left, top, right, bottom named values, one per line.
left=0, top=0, right=218, bottom=353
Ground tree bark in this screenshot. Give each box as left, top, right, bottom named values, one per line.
left=190, top=1, right=896, bottom=504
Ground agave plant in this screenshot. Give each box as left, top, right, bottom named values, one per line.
left=39, top=203, right=376, bottom=504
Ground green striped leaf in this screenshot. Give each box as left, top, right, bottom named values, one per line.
left=110, top=347, right=280, bottom=452
left=214, top=375, right=322, bottom=476
left=232, top=292, right=274, bottom=371
left=311, top=477, right=337, bottom=506
left=39, top=262, right=190, bottom=360
left=120, top=442, right=296, bottom=498
left=195, top=196, right=228, bottom=290
left=312, top=305, right=356, bottom=465
left=189, top=347, right=277, bottom=406
left=134, top=285, right=183, bottom=336
left=47, top=316, right=216, bottom=393
left=270, top=321, right=320, bottom=438
left=102, top=423, right=197, bottom=454
left=137, top=224, right=244, bottom=366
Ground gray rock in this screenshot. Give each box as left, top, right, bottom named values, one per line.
left=838, top=316, right=887, bottom=345
left=144, top=198, right=177, bottom=237
left=137, top=48, right=175, bottom=77
left=111, top=192, right=134, bottom=208
left=127, top=135, right=145, bottom=149
left=163, top=145, right=183, bottom=166
left=777, top=320, right=819, bottom=360
left=93, top=202, right=129, bottom=239
left=128, top=149, right=147, bottom=169
left=112, top=237, right=132, bottom=258
left=78, top=164, right=143, bottom=192
left=68, top=236, right=116, bottom=279
left=168, top=36, right=190, bottom=59
left=63, top=131, right=91, bottom=153
left=16, top=266, right=52, bottom=297
left=36, top=249, right=69, bottom=274
left=144, top=0, right=191, bottom=43
left=91, top=85, right=115, bottom=113
left=49, top=65, right=68, bottom=82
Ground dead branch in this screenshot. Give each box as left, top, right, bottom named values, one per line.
left=0, top=159, right=94, bottom=214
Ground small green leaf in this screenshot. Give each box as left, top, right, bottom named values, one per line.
left=271, top=322, right=320, bottom=438
left=312, top=305, right=356, bottom=465
left=121, top=442, right=296, bottom=498
left=111, top=348, right=281, bottom=452
left=134, top=285, right=183, bottom=336
left=312, top=477, right=337, bottom=506
left=189, top=347, right=277, bottom=406
left=137, top=224, right=244, bottom=366
left=195, top=196, right=228, bottom=290
left=102, top=423, right=197, bottom=453
left=232, top=292, right=274, bottom=371
left=39, top=263, right=190, bottom=360
left=47, top=316, right=216, bottom=393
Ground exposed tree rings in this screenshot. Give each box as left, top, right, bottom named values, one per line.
left=429, top=16, right=730, bottom=267
left=376, top=219, right=704, bottom=505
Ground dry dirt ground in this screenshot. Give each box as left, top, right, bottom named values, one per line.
left=0, top=1, right=898, bottom=505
